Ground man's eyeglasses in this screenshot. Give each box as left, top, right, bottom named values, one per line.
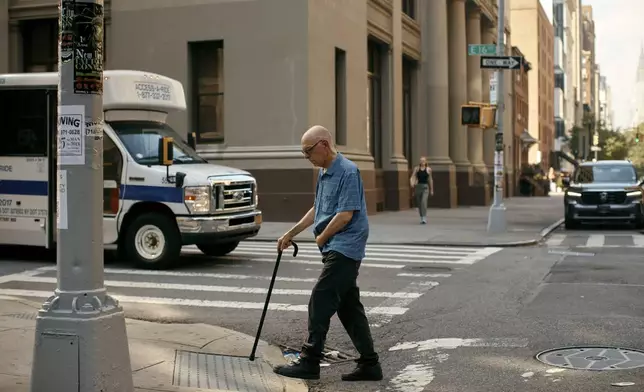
left=302, top=140, right=324, bottom=158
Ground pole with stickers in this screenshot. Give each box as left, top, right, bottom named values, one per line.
left=487, top=0, right=507, bottom=233
left=30, top=1, right=133, bottom=391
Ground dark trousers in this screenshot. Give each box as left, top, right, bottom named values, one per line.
left=300, top=250, right=379, bottom=365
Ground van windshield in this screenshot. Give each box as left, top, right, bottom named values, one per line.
left=109, top=121, right=207, bottom=165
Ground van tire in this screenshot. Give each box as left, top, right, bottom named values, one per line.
left=197, top=241, right=240, bottom=257
left=123, top=212, right=181, bottom=270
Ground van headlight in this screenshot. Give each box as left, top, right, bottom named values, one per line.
left=627, top=190, right=642, bottom=197
left=184, top=186, right=211, bottom=214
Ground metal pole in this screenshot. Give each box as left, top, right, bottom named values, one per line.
left=30, top=1, right=133, bottom=391
left=487, top=0, right=507, bottom=232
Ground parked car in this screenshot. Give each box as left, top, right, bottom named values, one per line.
left=563, top=160, right=644, bottom=229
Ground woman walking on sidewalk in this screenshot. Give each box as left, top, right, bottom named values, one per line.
left=410, top=157, right=433, bottom=224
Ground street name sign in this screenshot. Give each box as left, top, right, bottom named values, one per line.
left=480, top=56, right=522, bottom=70
left=468, top=44, right=497, bottom=56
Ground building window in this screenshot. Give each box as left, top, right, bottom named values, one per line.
left=335, top=47, right=347, bottom=146
left=21, top=18, right=108, bottom=73
left=555, top=73, right=565, bottom=89
left=402, top=0, right=416, bottom=19
left=368, top=38, right=384, bottom=169
left=402, top=56, right=415, bottom=168
left=22, top=19, right=58, bottom=72
left=189, top=40, right=224, bottom=143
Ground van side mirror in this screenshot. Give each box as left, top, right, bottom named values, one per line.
left=158, top=136, right=174, bottom=166
left=187, top=132, right=197, bottom=150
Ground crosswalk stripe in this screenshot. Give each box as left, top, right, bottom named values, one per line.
left=234, top=248, right=470, bottom=260
left=397, top=273, right=452, bottom=278
left=369, top=281, right=438, bottom=327
left=237, top=244, right=480, bottom=256
left=13, top=275, right=423, bottom=299
left=225, top=253, right=481, bottom=265
left=0, top=288, right=409, bottom=315
left=585, top=235, right=604, bottom=247
left=546, top=234, right=565, bottom=246
left=632, top=235, right=644, bottom=247
left=547, top=233, right=644, bottom=248
left=181, top=250, right=405, bottom=269
left=34, top=266, right=318, bottom=282
left=243, top=242, right=492, bottom=253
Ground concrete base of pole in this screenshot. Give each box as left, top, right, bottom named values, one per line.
left=487, top=203, right=507, bottom=233
left=30, top=290, right=133, bottom=392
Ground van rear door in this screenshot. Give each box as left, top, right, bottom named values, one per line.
left=0, top=88, right=56, bottom=247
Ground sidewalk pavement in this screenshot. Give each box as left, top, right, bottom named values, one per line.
left=0, top=296, right=307, bottom=392
left=256, top=195, right=564, bottom=247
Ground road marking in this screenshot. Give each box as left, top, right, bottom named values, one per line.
left=548, top=250, right=595, bottom=257
left=388, top=337, right=529, bottom=352
left=181, top=250, right=406, bottom=269
left=632, top=235, right=644, bottom=248
left=369, top=281, right=439, bottom=328
left=236, top=247, right=471, bottom=260
left=237, top=243, right=487, bottom=256
left=0, top=288, right=409, bottom=315
left=241, top=242, right=499, bottom=253
left=388, top=361, right=444, bottom=392
left=34, top=266, right=319, bottom=283
left=585, top=234, right=604, bottom=247
left=229, top=250, right=483, bottom=265
left=386, top=337, right=528, bottom=391
left=397, top=273, right=452, bottom=278
left=545, top=234, right=565, bottom=246
left=13, top=276, right=421, bottom=299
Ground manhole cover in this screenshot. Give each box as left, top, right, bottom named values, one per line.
left=173, top=350, right=278, bottom=391
left=536, top=346, right=644, bottom=371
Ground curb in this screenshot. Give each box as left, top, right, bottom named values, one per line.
left=251, top=218, right=566, bottom=248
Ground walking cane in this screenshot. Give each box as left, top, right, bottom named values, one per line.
left=249, top=241, right=299, bottom=361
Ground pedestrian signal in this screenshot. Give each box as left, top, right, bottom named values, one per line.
left=461, top=104, right=496, bottom=129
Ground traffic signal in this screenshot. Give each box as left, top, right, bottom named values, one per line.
left=636, top=132, right=640, bottom=143
left=461, top=103, right=496, bottom=128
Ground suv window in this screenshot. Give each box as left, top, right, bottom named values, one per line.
left=574, top=164, right=637, bottom=184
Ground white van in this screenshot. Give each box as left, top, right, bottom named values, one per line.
left=0, top=70, right=262, bottom=269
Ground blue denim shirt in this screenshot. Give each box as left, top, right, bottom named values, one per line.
left=313, top=153, right=369, bottom=261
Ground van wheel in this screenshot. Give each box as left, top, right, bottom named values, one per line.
left=197, top=241, right=240, bottom=257
left=123, top=213, right=181, bottom=270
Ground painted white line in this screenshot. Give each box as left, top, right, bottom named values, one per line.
left=388, top=361, right=444, bottom=392
left=13, top=276, right=421, bottom=299
left=0, top=289, right=408, bottom=315
left=632, top=235, right=644, bottom=248
left=585, top=234, right=604, bottom=247
left=34, top=266, right=318, bottom=283
left=180, top=250, right=406, bottom=269
left=546, top=234, right=565, bottom=246
left=388, top=337, right=529, bottom=352
left=236, top=244, right=481, bottom=256
left=369, top=281, right=438, bottom=328
left=241, top=242, right=490, bottom=253
left=224, top=252, right=479, bottom=265
left=230, top=249, right=468, bottom=261
left=548, top=250, right=596, bottom=257
left=397, top=273, right=452, bottom=278
left=0, top=268, right=46, bottom=284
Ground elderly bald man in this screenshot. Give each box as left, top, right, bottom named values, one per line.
left=273, top=125, right=382, bottom=382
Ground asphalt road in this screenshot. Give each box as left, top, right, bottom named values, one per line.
left=2, top=228, right=644, bottom=392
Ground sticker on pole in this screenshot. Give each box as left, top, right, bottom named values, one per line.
left=58, top=105, right=85, bottom=165
left=57, top=170, right=68, bottom=230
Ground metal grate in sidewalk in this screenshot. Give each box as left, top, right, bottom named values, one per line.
left=172, top=350, right=278, bottom=392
